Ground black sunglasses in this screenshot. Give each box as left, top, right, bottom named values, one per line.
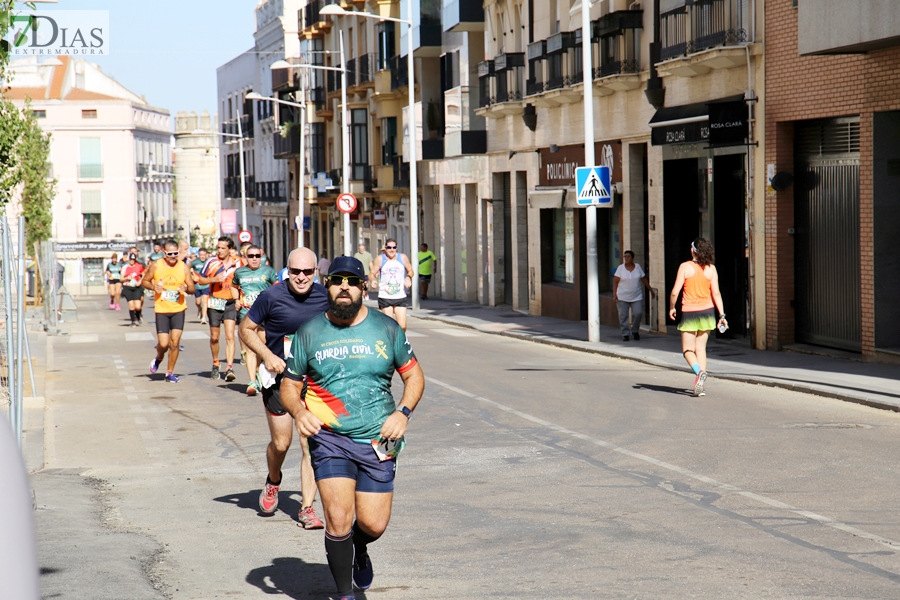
left=385, top=245, right=397, bottom=249
left=288, top=267, right=316, bottom=277
left=246, top=254, right=262, bottom=258
left=327, top=274, right=364, bottom=287
left=165, top=251, right=179, bottom=257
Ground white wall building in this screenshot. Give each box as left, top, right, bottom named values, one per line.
left=173, top=110, right=221, bottom=247
left=5, top=55, right=174, bottom=295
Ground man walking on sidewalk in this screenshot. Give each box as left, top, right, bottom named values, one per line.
left=417, top=243, right=437, bottom=300
left=233, top=245, right=278, bottom=396
left=142, top=240, right=194, bottom=383
left=197, top=237, right=243, bottom=381
left=369, top=239, right=414, bottom=332
left=238, top=247, right=329, bottom=529
left=281, top=256, right=424, bottom=599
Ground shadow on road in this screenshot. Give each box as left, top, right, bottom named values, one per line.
left=632, top=383, right=694, bottom=396
left=213, top=489, right=303, bottom=522
left=246, top=557, right=340, bottom=599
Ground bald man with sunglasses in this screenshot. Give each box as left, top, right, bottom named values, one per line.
left=239, top=248, right=329, bottom=529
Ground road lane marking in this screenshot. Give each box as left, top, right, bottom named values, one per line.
left=118, top=372, right=130, bottom=378
left=427, top=376, right=900, bottom=550
left=134, top=417, right=148, bottom=425
left=127, top=394, right=139, bottom=401
left=181, top=331, right=209, bottom=340
left=69, top=334, right=99, bottom=344
left=126, top=332, right=154, bottom=342
left=432, top=328, right=479, bottom=337
left=124, top=386, right=136, bottom=392
left=140, top=430, right=154, bottom=440
left=404, top=331, right=427, bottom=337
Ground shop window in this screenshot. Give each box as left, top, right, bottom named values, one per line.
left=540, top=208, right=574, bottom=284
left=83, top=258, right=105, bottom=287
left=81, top=190, right=102, bottom=237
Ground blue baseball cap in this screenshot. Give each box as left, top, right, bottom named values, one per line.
left=328, top=256, right=366, bottom=278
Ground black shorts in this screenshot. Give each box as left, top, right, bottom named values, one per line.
left=378, top=296, right=408, bottom=309
left=155, top=311, right=186, bottom=334
left=208, top=301, right=237, bottom=327
left=122, top=286, right=144, bottom=302
left=108, top=279, right=120, bottom=285
left=419, top=275, right=432, bottom=284
left=262, top=374, right=287, bottom=416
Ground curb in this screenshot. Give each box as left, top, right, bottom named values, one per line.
left=410, top=312, right=900, bottom=414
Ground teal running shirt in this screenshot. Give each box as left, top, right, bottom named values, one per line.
left=233, top=265, right=278, bottom=316
left=284, top=310, right=418, bottom=442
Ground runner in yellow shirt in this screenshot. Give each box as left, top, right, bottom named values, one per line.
left=417, top=243, right=437, bottom=300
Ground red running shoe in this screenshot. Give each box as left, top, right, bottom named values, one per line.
left=259, top=480, right=280, bottom=514
left=298, top=505, right=324, bottom=529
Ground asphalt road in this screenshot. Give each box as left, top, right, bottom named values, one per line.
left=33, top=298, right=900, bottom=599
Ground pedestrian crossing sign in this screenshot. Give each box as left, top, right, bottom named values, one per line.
left=575, top=166, right=612, bottom=207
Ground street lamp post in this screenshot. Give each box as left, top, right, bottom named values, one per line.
left=582, top=0, right=600, bottom=342
left=320, top=2, right=420, bottom=310
left=248, top=56, right=346, bottom=252
left=193, top=126, right=248, bottom=241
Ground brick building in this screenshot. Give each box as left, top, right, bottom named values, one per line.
left=765, top=0, right=900, bottom=361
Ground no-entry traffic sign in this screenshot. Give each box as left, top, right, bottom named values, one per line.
left=238, top=230, right=252, bottom=243
left=337, top=193, right=358, bottom=214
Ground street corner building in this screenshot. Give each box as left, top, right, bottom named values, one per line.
left=4, top=56, right=176, bottom=295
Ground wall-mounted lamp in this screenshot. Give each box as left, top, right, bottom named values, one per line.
left=522, top=103, right=536, bottom=131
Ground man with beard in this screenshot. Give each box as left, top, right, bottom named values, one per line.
left=280, top=256, right=424, bottom=599
left=238, top=248, right=328, bottom=529
left=142, top=240, right=195, bottom=383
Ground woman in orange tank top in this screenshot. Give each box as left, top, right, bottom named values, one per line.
left=667, top=238, right=728, bottom=397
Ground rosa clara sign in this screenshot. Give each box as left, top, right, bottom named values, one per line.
left=2, top=10, right=110, bottom=56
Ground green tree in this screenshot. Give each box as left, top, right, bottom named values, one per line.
left=18, top=104, right=55, bottom=248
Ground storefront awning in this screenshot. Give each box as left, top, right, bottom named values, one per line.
left=649, top=94, right=745, bottom=146
left=528, top=189, right=566, bottom=209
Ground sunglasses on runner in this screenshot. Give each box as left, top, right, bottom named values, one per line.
left=327, top=275, right=364, bottom=287
left=165, top=251, right=179, bottom=257
left=288, top=267, right=316, bottom=277
left=246, top=254, right=262, bottom=258
left=385, top=245, right=397, bottom=250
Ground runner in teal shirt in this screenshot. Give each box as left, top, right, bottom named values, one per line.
left=232, top=245, right=278, bottom=394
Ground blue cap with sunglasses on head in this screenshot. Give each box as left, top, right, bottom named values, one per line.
left=328, top=256, right=366, bottom=278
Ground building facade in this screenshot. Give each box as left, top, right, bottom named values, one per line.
left=173, top=110, right=221, bottom=246
left=5, top=55, right=175, bottom=295
left=765, top=0, right=900, bottom=362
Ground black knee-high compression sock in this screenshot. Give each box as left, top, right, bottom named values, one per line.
left=324, top=529, right=354, bottom=595
left=352, top=520, right=381, bottom=557
left=129, top=309, right=136, bottom=323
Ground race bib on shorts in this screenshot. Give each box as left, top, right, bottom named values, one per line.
left=208, top=297, right=227, bottom=311
left=372, top=438, right=401, bottom=462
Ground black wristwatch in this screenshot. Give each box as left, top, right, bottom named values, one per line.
left=396, top=406, right=412, bottom=420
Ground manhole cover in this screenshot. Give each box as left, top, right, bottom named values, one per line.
left=784, top=423, right=872, bottom=429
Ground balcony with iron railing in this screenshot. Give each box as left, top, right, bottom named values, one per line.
left=301, top=0, right=338, bottom=31
left=256, top=180, right=287, bottom=203
left=390, top=55, right=408, bottom=91
left=658, top=0, right=751, bottom=76
left=356, top=53, right=374, bottom=87
left=525, top=40, right=546, bottom=97
left=274, top=129, right=301, bottom=158
left=475, top=53, right=526, bottom=117
left=592, top=9, right=643, bottom=92
left=477, top=60, right=494, bottom=108
left=221, top=115, right=254, bottom=139
left=326, top=69, right=342, bottom=95
left=224, top=175, right=256, bottom=199
left=392, top=156, right=409, bottom=189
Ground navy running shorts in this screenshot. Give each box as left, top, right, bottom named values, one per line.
left=308, top=428, right=396, bottom=493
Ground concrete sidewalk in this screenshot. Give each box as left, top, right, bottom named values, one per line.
left=403, top=297, right=900, bottom=412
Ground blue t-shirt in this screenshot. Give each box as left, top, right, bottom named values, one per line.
left=246, top=281, right=329, bottom=360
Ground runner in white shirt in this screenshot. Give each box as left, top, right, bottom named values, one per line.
left=613, top=250, right=655, bottom=341
left=369, top=238, right=414, bottom=332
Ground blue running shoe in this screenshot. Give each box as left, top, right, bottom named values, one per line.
left=150, top=358, right=161, bottom=374
left=352, top=553, right=373, bottom=590
left=165, top=373, right=179, bottom=383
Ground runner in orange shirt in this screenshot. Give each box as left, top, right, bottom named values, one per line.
left=197, top=236, right=245, bottom=381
